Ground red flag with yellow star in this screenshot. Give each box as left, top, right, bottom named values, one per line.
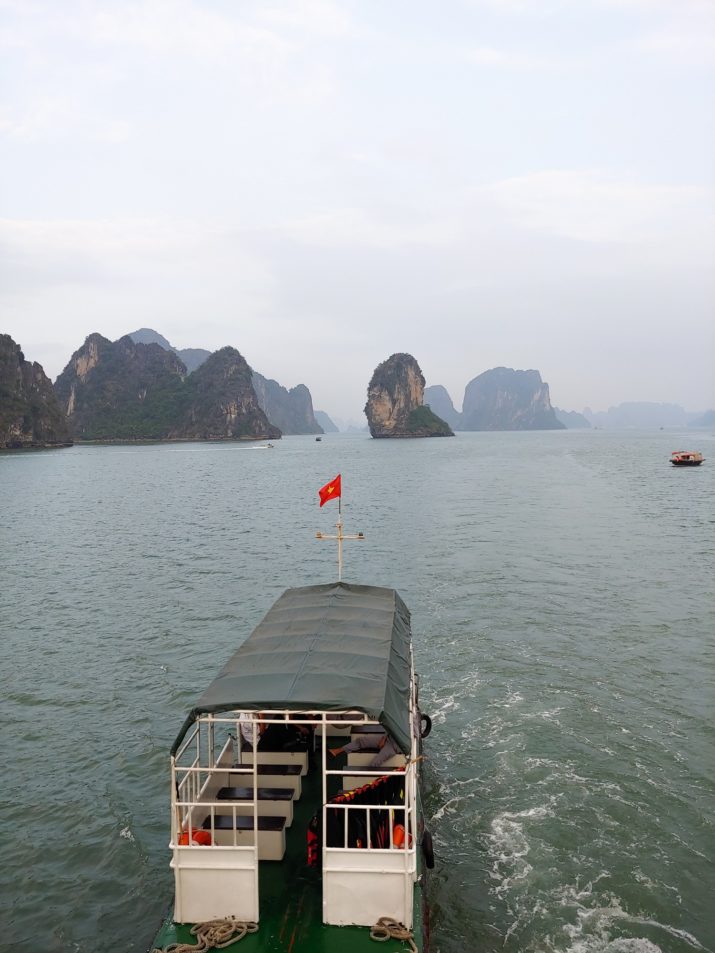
left=318, top=474, right=341, bottom=507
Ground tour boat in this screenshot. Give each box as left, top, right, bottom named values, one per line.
left=149, top=580, right=433, bottom=952
left=670, top=451, right=704, bottom=466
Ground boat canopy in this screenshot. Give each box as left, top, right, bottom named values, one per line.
left=171, top=581, right=413, bottom=756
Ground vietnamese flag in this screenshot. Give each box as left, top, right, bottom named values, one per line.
left=318, top=474, right=341, bottom=507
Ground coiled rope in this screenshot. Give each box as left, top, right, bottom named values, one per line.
left=370, top=916, right=418, bottom=953
left=151, top=917, right=258, bottom=953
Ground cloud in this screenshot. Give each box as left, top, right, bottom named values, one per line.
left=635, top=25, right=715, bottom=63
left=475, top=170, right=715, bottom=250
left=463, top=46, right=558, bottom=69
left=274, top=207, right=456, bottom=251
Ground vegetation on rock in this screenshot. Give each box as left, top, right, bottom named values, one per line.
left=0, top=334, right=72, bottom=449
left=129, top=328, right=321, bottom=434
left=55, top=334, right=279, bottom=441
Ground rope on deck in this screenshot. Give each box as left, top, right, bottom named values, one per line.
left=370, top=916, right=418, bottom=952
left=151, top=918, right=258, bottom=952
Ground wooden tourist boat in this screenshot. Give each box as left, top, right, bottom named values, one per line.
left=670, top=451, right=704, bottom=466
left=149, top=580, right=434, bottom=952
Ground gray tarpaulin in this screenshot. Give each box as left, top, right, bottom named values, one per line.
left=171, top=581, right=413, bottom=756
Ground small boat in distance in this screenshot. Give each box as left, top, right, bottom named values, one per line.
left=670, top=450, right=704, bottom=466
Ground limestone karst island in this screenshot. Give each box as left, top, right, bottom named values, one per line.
left=365, top=353, right=454, bottom=438
left=5, top=328, right=708, bottom=450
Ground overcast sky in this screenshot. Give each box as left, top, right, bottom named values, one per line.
left=2, top=0, right=714, bottom=422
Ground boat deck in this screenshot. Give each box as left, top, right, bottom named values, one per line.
left=149, top=739, right=423, bottom=952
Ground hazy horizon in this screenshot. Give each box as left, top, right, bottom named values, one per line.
left=2, top=0, right=714, bottom=421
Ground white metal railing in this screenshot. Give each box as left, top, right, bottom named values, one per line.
left=173, top=708, right=417, bottom=850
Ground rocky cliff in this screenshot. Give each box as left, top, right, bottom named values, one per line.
left=55, top=334, right=278, bottom=441
left=176, top=348, right=280, bottom=440
left=252, top=373, right=323, bottom=435
left=0, top=335, right=72, bottom=448
left=55, top=334, right=188, bottom=440
left=461, top=367, right=564, bottom=431
left=423, top=385, right=462, bottom=430
left=128, top=328, right=321, bottom=434
left=365, top=353, right=454, bottom=438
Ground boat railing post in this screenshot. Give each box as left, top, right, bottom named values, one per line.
left=253, top=713, right=259, bottom=888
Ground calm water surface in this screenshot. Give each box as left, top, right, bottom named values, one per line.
left=1, top=431, right=713, bottom=953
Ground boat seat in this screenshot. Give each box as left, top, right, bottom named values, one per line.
left=226, top=763, right=302, bottom=797
left=203, top=814, right=286, bottom=860
left=351, top=724, right=386, bottom=736
left=346, top=751, right=406, bottom=768
left=207, top=814, right=286, bottom=831
left=241, top=747, right=309, bottom=776
left=218, top=786, right=294, bottom=801
left=217, top=786, right=295, bottom=825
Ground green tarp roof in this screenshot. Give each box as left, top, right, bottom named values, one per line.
left=172, top=581, right=413, bottom=755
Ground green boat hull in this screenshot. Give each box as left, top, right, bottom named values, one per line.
left=149, top=749, right=429, bottom=953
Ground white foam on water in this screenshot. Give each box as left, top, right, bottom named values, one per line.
left=487, top=803, right=556, bottom=897
left=556, top=887, right=707, bottom=953
left=430, top=791, right=477, bottom=823
left=120, top=826, right=135, bottom=842
left=525, top=757, right=561, bottom=770
left=430, top=694, right=459, bottom=724
left=489, top=689, right=524, bottom=709
left=633, top=869, right=682, bottom=904
left=566, top=937, right=663, bottom=953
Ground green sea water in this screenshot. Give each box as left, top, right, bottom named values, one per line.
left=1, top=430, right=713, bottom=953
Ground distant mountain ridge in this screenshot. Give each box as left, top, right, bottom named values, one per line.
left=129, top=327, right=211, bottom=373
left=128, top=328, right=321, bottom=434
left=55, top=333, right=279, bottom=441
left=554, top=407, right=591, bottom=429
left=425, top=369, right=564, bottom=431
left=314, top=410, right=338, bottom=433
left=582, top=402, right=707, bottom=430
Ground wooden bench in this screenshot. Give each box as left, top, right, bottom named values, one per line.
left=202, top=813, right=286, bottom=860
left=346, top=750, right=406, bottom=769
left=241, top=747, right=309, bottom=777
left=226, top=763, right=302, bottom=797
left=350, top=724, right=386, bottom=737
left=216, top=786, right=294, bottom=826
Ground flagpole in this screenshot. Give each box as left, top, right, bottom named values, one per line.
left=338, top=496, right=343, bottom=581
left=316, top=474, right=363, bottom=581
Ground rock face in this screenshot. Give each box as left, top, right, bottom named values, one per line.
left=176, top=348, right=281, bottom=441
left=423, top=385, right=462, bottom=430
left=0, top=335, right=72, bottom=448
left=365, top=353, right=454, bottom=438
left=55, top=334, right=279, bottom=441
left=252, top=373, right=323, bottom=435
left=461, top=367, right=565, bottom=431
left=314, top=410, right=339, bottom=433
left=128, top=328, right=321, bottom=434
